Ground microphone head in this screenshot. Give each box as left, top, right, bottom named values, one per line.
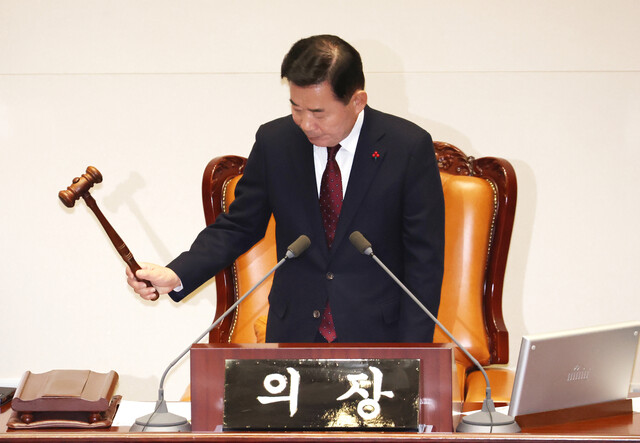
left=286, top=235, right=311, bottom=258
left=349, top=231, right=373, bottom=255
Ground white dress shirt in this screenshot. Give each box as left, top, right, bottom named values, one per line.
left=312, top=110, right=364, bottom=197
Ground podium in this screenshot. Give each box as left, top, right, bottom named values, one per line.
left=190, top=342, right=460, bottom=432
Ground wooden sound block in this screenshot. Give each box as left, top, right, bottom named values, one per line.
left=11, top=370, right=119, bottom=423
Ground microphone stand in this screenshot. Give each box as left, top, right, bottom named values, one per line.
left=349, top=231, right=520, bottom=433
left=130, top=235, right=310, bottom=432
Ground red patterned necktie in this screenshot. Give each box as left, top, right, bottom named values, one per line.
left=318, top=144, right=342, bottom=342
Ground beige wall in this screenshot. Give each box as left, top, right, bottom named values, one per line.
left=1, top=0, right=639, bottom=400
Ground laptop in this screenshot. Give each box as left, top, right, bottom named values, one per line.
left=508, top=321, right=640, bottom=417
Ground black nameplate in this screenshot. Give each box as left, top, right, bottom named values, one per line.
left=223, top=358, right=420, bottom=431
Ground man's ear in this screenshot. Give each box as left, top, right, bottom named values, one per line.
left=351, top=90, right=368, bottom=113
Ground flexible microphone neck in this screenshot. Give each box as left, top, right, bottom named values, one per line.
left=350, top=232, right=491, bottom=397
left=133, top=235, right=310, bottom=432
left=372, top=251, right=491, bottom=395
left=157, top=234, right=311, bottom=394
left=348, top=231, right=519, bottom=433
left=156, top=258, right=285, bottom=398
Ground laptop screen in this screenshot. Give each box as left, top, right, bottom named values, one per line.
left=508, top=322, right=640, bottom=417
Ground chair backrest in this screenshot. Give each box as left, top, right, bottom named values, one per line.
left=434, top=142, right=517, bottom=368
left=201, top=142, right=517, bottom=368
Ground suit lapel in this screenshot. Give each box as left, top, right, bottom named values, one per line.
left=332, top=107, right=386, bottom=253
left=281, top=109, right=388, bottom=259
left=281, top=120, right=329, bottom=255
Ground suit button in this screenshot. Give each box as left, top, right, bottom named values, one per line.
left=326, top=272, right=334, bottom=280
left=313, top=310, right=321, bottom=319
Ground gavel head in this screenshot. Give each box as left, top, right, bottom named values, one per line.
left=59, top=166, right=103, bottom=208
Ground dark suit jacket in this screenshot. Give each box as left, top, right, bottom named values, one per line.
left=167, top=106, right=445, bottom=343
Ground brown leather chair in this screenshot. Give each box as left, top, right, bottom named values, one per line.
left=190, top=142, right=517, bottom=411
left=433, top=142, right=517, bottom=411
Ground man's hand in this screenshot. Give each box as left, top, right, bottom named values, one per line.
left=125, top=263, right=181, bottom=301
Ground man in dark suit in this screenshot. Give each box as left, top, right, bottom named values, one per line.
left=127, top=35, right=444, bottom=343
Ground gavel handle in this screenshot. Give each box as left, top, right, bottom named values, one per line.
left=81, top=193, right=159, bottom=298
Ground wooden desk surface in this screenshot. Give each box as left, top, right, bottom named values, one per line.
left=2, top=401, right=640, bottom=442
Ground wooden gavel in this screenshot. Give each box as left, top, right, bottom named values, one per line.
left=59, top=166, right=159, bottom=299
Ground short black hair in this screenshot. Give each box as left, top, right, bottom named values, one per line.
left=281, top=35, right=365, bottom=104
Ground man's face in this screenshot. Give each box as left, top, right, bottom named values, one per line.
left=289, top=81, right=366, bottom=148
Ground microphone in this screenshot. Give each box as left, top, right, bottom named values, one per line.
left=130, top=235, right=311, bottom=432
left=285, top=234, right=311, bottom=259
left=348, top=231, right=520, bottom=434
